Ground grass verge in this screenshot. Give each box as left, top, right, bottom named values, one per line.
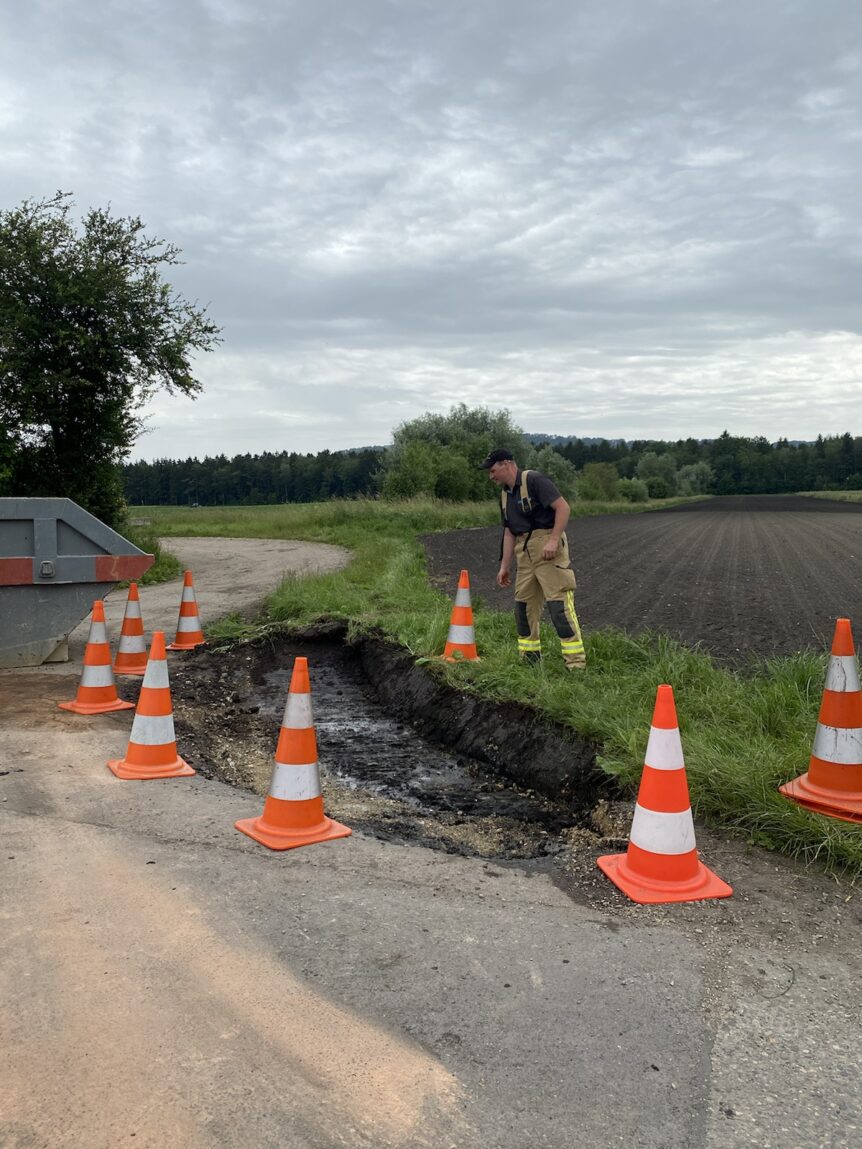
left=140, top=496, right=862, bottom=877
left=123, top=522, right=183, bottom=584
left=802, top=490, right=862, bottom=504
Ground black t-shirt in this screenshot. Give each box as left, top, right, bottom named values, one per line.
left=502, top=470, right=563, bottom=534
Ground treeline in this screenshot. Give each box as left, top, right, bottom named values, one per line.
left=554, top=431, right=862, bottom=500
left=123, top=448, right=383, bottom=506
left=122, top=423, right=862, bottom=507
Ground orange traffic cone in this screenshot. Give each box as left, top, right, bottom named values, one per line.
left=442, top=569, right=479, bottom=661
left=107, top=631, right=194, bottom=780
left=780, top=617, right=862, bottom=822
left=597, top=684, right=732, bottom=904
left=235, top=656, right=351, bottom=850
left=58, top=600, right=134, bottom=715
left=113, top=582, right=148, bottom=676
left=167, top=570, right=205, bottom=651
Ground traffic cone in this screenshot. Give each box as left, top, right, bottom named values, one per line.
left=780, top=618, right=862, bottom=822
left=235, top=656, right=351, bottom=850
left=597, top=684, right=732, bottom=904
left=58, top=600, right=134, bottom=715
left=107, top=631, right=194, bottom=780
left=441, top=569, right=479, bottom=661
left=167, top=570, right=205, bottom=651
left=113, top=582, right=148, bottom=676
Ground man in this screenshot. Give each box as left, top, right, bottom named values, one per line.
left=479, top=448, right=586, bottom=670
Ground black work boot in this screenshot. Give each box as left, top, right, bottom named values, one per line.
left=522, top=650, right=543, bottom=666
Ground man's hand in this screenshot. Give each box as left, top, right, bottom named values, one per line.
left=541, top=538, right=560, bottom=561
left=496, top=565, right=511, bottom=588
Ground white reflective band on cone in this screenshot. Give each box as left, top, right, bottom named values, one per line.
left=629, top=805, right=696, bottom=855
left=270, top=761, right=322, bottom=801
left=643, top=726, right=686, bottom=771
left=142, top=660, right=170, bottom=689
left=89, top=622, right=108, bottom=644
left=812, top=724, right=862, bottom=764
left=454, top=588, right=472, bottom=607
left=118, top=634, right=146, bottom=653
left=446, top=624, right=475, bottom=644
left=124, top=602, right=142, bottom=619
left=825, top=655, right=861, bottom=693
left=181, top=587, right=197, bottom=602
left=282, top=693, right=313, bottom=728
left=176, top=616, right=202, bottom=632
left=80, top=664, right=116, bottom=688
left=129, top=713, right=176, bottom=746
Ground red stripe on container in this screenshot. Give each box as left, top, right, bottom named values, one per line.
left=0, top=558, right=34, bottom=585
left=94, top=554, right=154, bottom=581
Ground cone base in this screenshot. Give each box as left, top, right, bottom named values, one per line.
left=235, top=814, right=352, bottom=852
left=107, top=756, right=195, bottom=780
left=167, top=638, right=205, bottom=651
left=441, top=650, right=480, bottom=662
left=59, top=697, right=135, bottom=715
left=597, top=852, right=733, bottom=905
left=780, top=774, right=862, bottom=824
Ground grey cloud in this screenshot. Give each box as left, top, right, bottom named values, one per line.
left=1, top=1, right=862, bottom=456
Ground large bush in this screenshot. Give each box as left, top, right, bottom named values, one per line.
left=381, top=403, right=529, bottom=501
left=577, top=461, right=620, bottom=501
left=636, top=451, right=678, bottom=496
left=677, top=461, right=713, bottom=495
left=617, top=477, right=649, bottom=502
left=529, top=445, right=579, bottom=501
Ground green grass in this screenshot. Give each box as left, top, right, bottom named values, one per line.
left=123, top=522, right=183, bottom=584
left=140, top=496, right=862, bottom=877
left=802, top=490, right=862, bottom=504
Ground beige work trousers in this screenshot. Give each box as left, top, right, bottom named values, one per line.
left=514, top=529, right=586, bottom=669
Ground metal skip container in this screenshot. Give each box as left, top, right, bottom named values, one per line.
left=0, top=497, right=154, bottom=668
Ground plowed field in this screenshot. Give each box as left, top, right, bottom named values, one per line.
left=423, top=495, right=862, bottom=664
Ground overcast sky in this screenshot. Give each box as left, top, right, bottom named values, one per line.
left=2, top=1, right=862, bottom=459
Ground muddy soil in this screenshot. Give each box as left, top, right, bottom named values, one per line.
left=422, top=494, right=862, bottom=665
left=169, top=626, right=612, bottom=864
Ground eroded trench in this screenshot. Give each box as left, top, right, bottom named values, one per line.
left=169, top=623, right=626, bottom=863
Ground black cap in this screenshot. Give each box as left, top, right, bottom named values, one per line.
left=478, top=448, right=515, bottom=470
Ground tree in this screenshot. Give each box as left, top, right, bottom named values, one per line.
left=381, top=403, right=529, bottom=501
left=577, top=461, right=620, bottom=502
left=530, top=445, right=579, bottom=500
left=0, top=192, right=220, bottom=525
left=676, top=461, right=713, bottom=496
left=636, top=451, right=678, bottom=494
